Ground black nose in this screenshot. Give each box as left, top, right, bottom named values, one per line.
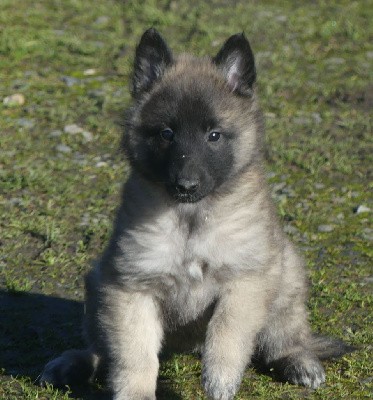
left=176, top=178, right=199, bottom=194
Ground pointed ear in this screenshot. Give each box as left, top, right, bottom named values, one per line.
left=213, top=33, right=256, bottom=96
left=132, top=28, right=173, bottom=97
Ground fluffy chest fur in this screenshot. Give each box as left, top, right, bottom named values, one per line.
left=113, top=182, right=277, bottom=325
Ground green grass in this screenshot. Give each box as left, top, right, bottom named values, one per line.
left=0, top=0, right=372, bottom=398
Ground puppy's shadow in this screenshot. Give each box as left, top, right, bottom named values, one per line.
left=0, top=290, right=182, bottom=400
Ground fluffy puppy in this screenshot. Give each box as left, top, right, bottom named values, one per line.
left=41, top=29, right=352, bottom=400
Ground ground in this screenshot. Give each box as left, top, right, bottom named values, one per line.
left=0, top=0, right=372, bottom=399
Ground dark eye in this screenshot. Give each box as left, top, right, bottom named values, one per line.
left=160, top=128, right=174, bottom=142
left=208, top=131, right=221, bottom=142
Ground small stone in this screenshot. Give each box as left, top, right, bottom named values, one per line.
left=83, top=68, right=97, bottom=76
left=318, top=224, right=334, bottom=233
left=354, top=205, right=371, bottom=214
left=92, top=41, right=104, bottom=48
left=17, top=118, right=35, bottom=129
left=61, top=76, right=80, bottom=87
left=281, top=187, right=295, bottom=197
left=314, top=183, right=325, bottom=189
left=333, top=196, right=346, bottom=204
left=284, top=225, right=299, bottom=235
left=56, top=144, right=72, bottom=153
left=362, top=276, right=373, bottom=284
left=49, top=130, right=63, bottom=138
left=94, top=16, right=109, bottom=25
left=73, top=152, right=86, bottom=163
left=8, top=197, right=23, bottom=206
left=272, top=182, right=287, bottom=192
left=90, top=76, right=106, bottom=82
left=64, top=124, right=84, bottom=134
left=81, top=131, right=93, bottom=142
left=362, top=228, right=373, bottom=241
left=293, top=116, right=311, bottom=125
left=112, top=88, right=124, bottom=98
left=360, top=62, right=370, bottom=70
left=12, top=80, right=28, bottom=90
left=336, top=213, right=345, bottom=220
left=257, top=11, right=273, bottom=18
left=3, top=150, right=16, bottom=158
left=296, top=201, right=310, bottom=211
left=24, top=70, right=38, bottom=78
left=3, top=93, right=25, bottom=106
left=312, top=113, right=322, bottom=124
left=79, top=213, right=90, bottom=227
left=95, top=161, right=108, bottom=168
left=74, top=159, right=87, bottom=166
left=73, top=152, right=85, bottom=160
left=256, top=51, right=271, bottom=60
left=96, top=213, right=108, bottom=220
left=265, top=112, right=276, bottom=119
left=326, top=57, right=345, bottom=65
left=275, top=15, right=287, bottom=22
left=88, top=89, right=105, bottom=99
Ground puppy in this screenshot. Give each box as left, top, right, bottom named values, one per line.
left=41, top=29, right=352, bottom=400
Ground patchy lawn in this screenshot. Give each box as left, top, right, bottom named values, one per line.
left=0, top=0, right=372, bottom=398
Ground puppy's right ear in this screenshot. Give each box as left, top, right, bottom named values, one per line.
left=132, top=28, right=173, bottom=97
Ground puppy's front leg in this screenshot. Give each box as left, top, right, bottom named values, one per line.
left=99, top=286, right=163, bottom=400
left=202, top=277, right=269, bottom=400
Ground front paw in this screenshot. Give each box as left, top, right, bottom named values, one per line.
left=113, top=395, right=155, bottom=400
left=202, top=366, right=241, bottom=400
left=112, top=388, right=156, bottom=400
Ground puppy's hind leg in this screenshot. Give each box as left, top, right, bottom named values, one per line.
left=40, top=348, right=100, bottom=387
left=40, top=268, right=104, bottom=388
left=257, top=246, right=326, bottom=388
left=257, top=301, right=328, bottom=388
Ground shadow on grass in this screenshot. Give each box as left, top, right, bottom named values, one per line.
left=0, top=290, right=182, bottom=400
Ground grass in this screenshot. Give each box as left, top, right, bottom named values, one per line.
left=0, top=0, right=372, bottom=398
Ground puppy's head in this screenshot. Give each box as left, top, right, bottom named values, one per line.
left=124, top=28, right=262, bottom=203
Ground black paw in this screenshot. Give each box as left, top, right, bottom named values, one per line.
left=40, top=349, right=95, bottom=387
left=271, top=353, right=325, bottom=389
left=40, top=355, right=72, bottom=387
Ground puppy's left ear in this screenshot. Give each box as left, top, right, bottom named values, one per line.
left=132, top=28, right=173, bottom=97
left=213, top=33, right=256, bottom=96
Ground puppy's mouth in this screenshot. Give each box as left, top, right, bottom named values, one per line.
left=166, top=185, right=205, bottom=203
left=173, top=192, right=204, bottom=203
